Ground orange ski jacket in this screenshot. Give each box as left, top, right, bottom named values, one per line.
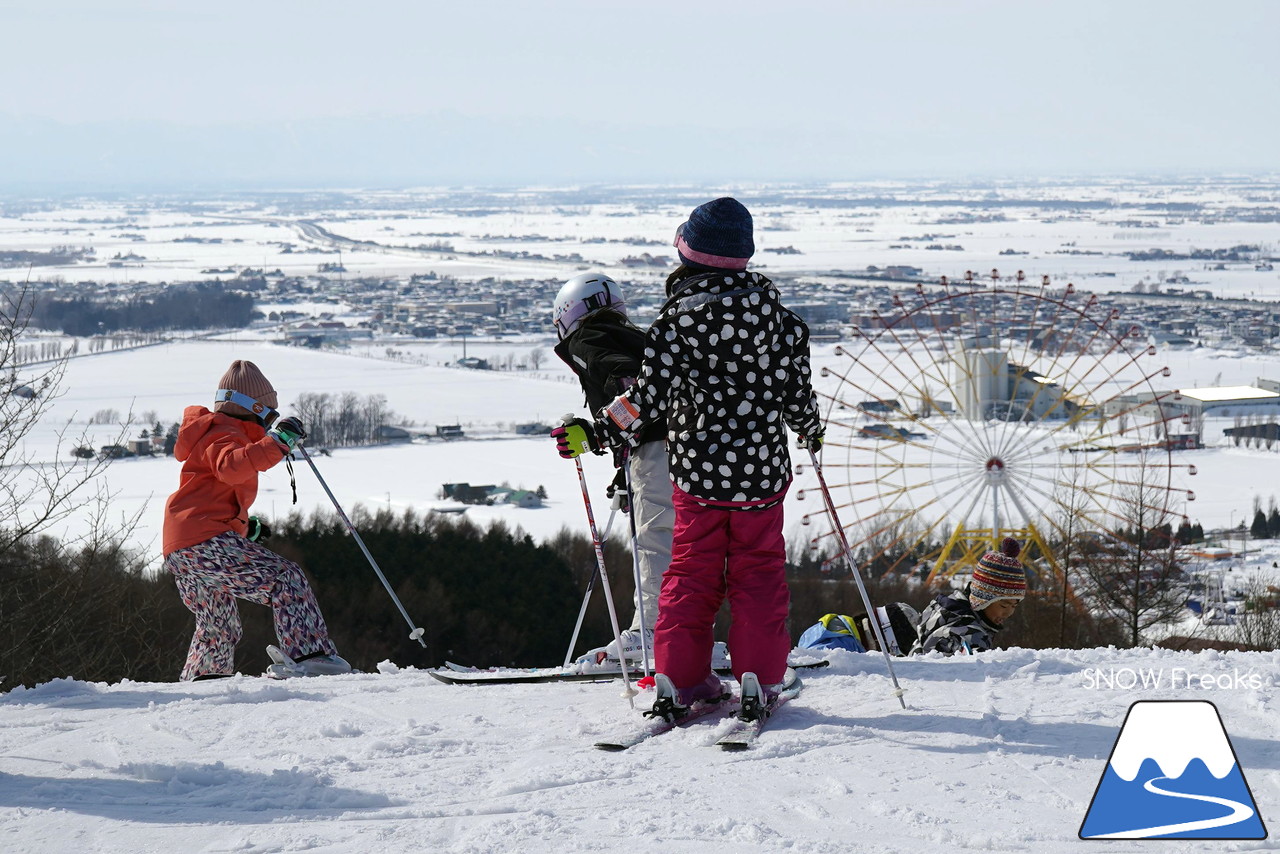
left=162, top=406, right=286, bottom=555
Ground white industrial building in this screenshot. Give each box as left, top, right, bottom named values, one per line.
left=1170, top=384, right=1280, bottom=419
left=954, top=339, right=1076, bottom=421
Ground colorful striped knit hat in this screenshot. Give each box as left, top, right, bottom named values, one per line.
left=969, top=537, right=1026, bottom=611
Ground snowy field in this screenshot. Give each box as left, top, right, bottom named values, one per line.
left=2, top=180, right=1279, bottom=298
left=0, top=646, right=1275, bottom=852
left=15, top=330, right=1280, bottom=565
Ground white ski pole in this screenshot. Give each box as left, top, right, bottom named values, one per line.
left=620, top=447, right=652, bottom=679
left=562, top=501, right=620, bottom=668
left=297, top=445, right=427, bottom=648
left=808, top=447, right=906, bottom=708
left=563, top=416, right=636, bottom=706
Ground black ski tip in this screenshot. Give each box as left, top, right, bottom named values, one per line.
left=719, top=741, right=750, bottom=752
left=594, top=742, right=629, bottom=752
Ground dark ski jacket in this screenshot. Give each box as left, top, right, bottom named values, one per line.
left=910, top=586, right=1002, bottom=655
left=597, top=269, right=822, bottom=507
left=553, top=311, right=665, bottom=448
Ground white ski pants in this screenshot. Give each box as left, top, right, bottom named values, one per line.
left=627, top=439, right=674, bottom=633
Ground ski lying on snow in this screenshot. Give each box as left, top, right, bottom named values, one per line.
left=716, top=670, right=804, bottom=751
left=429, top=659, right=828, bottom=686
left=594, top=696, right=732, bottom=751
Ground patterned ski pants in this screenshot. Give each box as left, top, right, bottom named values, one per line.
left=164, top=531, right=337, bottom=681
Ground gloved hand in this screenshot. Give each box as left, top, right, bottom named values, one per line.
left=550, top=417, right=602, bottom=459
left=269, top=416, right=307, bottom=453
left=247, top=516, right=271, bottom=544
left=798, top=432, right=825, bottom=453
left=606, top=468, right=630, bottom=513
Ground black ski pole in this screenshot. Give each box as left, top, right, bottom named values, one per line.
left=297, top=444, right=427, bottom=648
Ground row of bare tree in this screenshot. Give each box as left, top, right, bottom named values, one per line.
left=289, top=391, right=398, bottom=447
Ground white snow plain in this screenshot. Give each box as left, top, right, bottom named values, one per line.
left=0, top=647, right=1275, bottom=852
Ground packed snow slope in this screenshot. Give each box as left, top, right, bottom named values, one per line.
left=1, top=647, right=1275, bottom=853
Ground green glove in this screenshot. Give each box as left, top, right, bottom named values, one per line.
left=550, top=418, right=602, bottom=459
left=269, top=416, right=307, bottom=453
left=247, top=516, right=271, bottom=544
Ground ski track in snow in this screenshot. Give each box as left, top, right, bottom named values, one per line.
left=1, top=648, right=1276, bottom=853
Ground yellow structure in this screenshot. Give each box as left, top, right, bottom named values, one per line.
left=926, top=522, right=1062, bottom=592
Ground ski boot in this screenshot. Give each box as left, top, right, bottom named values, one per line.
left=737, top=672, right=771, bottom=723
left=643, top=672, right=726, bottom=723
left=266, top=645, right=352, bottom=678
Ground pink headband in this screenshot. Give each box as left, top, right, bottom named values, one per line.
left=673, top=234, right=750, bottom=271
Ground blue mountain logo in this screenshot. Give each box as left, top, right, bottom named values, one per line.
left=1080, top=700, right=1267, bottom=840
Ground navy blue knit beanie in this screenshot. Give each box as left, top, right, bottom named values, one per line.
left=673, top=197, right=754, bottom=271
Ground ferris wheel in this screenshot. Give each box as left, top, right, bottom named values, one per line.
left=801, top=273, right=1196, bottom=590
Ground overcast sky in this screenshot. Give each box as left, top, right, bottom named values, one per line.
left=2, top=0, right=1277, bottom=189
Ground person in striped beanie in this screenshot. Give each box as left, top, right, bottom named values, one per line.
left=911, top=538, right=1026, bottom=655
left=969, top=537, right=1027, bottom=624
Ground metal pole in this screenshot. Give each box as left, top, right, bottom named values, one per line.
left=571, top=453, right=636, bottom=705
left=297, top=445, right=427, bottom=648
left=809, top=448, right=907, bottom=708
left=562, top=503, right=619, bottom=668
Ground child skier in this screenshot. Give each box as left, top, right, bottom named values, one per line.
left=162, top=360, right=349, bottom=680
left=593, top=197, right=824, bottom=721
left=549, top=273, right=673, bottom=663
left=911, top=537, right=1026, bottom=655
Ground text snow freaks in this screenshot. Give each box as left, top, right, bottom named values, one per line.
left=1081, top=668, right=1264, bottom=691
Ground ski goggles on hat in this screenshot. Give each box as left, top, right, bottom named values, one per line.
left=214, top=389, right=280, bottom=425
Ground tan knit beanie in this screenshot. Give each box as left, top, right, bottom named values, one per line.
left=213, top=360, right=278, bottom=416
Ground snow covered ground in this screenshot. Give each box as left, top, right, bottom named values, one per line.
left=0, top=646, right=1275, bottom=852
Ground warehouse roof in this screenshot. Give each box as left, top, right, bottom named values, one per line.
left=1177, top=386, right=1280, bottom=403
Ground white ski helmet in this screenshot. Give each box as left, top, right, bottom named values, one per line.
left=552, top=272, right=626, bottom=339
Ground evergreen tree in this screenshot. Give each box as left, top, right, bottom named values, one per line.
left=164, top=422, right=180, bottom=456
left=1269, top=508, right=1280, bottom=539
left=1250, top=509, right=1269, bottom=539
left=1175, top=520, right=1195, bottom=545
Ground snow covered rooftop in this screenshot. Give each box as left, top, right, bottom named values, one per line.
left=1176, top=385, right=1280, bottom=403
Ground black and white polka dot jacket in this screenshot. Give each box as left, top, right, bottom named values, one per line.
left=599, top=270, right=823, bottom=507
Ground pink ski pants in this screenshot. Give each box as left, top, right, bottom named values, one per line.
left=653, top=489, right=791, bottom=690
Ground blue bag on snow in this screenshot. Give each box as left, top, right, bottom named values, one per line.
left=797, top=613, right=865, bottom=652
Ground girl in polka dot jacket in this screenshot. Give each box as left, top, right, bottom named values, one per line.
left=598, top=197, right=824, bottom=713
